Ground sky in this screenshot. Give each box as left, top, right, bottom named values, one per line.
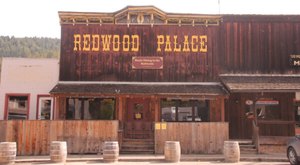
left=1, top=0, right=300, bottom=39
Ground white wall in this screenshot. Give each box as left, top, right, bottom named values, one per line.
left=0, top=58, right=59, bottom=120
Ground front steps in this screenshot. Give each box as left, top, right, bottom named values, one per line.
left=121, top=138, right=155, bottom=154
left=120, top=138, right=256, bottom=154
left=235, top=139, right=257, bottom=154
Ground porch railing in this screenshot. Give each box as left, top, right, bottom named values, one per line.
left=154, top=122, right=229, bottom=154
left=252, top=120, right=295, bottom=153
left=0, top=120, right=119, bottom=155
left=123, top=121, right=154, bottom=139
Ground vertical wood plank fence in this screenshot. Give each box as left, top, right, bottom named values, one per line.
left=0, top=120, right=118, bottom=156
left=155, top=122, right=229, bottom=154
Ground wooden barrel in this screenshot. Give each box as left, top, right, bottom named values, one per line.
left=0, top=142, right=17, bottom=164
left=164, top=141, right=181, bottom=162
left=50, top=141, right=67, bottom=163
left=102, top=141, right=119, bottom=162
left=223, top=141, right=240, bottom=163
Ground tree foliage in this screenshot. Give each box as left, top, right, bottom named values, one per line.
left=0, top=36, right=60, bottom=58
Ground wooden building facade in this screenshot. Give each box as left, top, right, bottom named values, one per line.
left=50, top=6, right=300, bottom=154
left=2, top=6, right=300, bottom=155
left=50, top=6, right=230, bottom=154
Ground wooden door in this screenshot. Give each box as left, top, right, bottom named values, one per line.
left=225, top=93, right=252, bottom=139
left=124, top=98, right=153, bottom=139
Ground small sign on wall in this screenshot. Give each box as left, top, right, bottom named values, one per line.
left=132, top=56, right=163, bottom=69
left=134, top=112, right=143, bottom=120
left=290, top=55, right=300, bottom=66
left=256, top=100, right=279, bottom=105
left=245, top=100, right=253, bottom=105
left=161, top=123, right=167, bottom=130
left=155, top=123, right=167, bottom=130
left=155, top=123, right=161, bottom=130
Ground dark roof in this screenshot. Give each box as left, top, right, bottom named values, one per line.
left=50, top=81, right=228, bottom=96
left=220, top=74, right=300, bottom=92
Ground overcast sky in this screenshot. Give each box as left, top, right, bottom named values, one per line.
left=1, top=0, right=300, bottom=38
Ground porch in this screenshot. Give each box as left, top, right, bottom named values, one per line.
left=220, top=74, right=300, bottom=153
left=0, top=120, right=228, bottom=155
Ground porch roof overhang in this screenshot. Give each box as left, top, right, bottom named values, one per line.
left=220, top=74, right=300, bottom=93
left=50, top=81, right=228, bottom=97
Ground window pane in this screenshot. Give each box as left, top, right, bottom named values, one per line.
left=256, top=105, right=280, bottom=120
left=161, top=107, right=176, bottom=122
left=256, top=100, right=280, bottom=120
left=178, top=107, right=192, bottom=121
left=161, top=100, right=177, bottom=122
left=196, top=101, right=209, bottom=122
left=193, top=107, right=202, bottom=121
left=89, top=98, right=115, bottom=120
left=66, top=98, right=115, bottom=120
left=66, top=98, right=76, bottom=119
left=8, top=96, right=28, bottom=120
left=161, top=99, right=209, bottom=122
left=39, top=98, right=52, bottom=120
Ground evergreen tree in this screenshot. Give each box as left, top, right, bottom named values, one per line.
left=0, top=36, right=60, bottom=58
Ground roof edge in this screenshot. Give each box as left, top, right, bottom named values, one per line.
left=57, top=81, right=223, bottom=86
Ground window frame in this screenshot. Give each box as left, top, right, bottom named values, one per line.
left=5, top=93, right=30, bottom=120
left=36, top=95, right=54, bottom=120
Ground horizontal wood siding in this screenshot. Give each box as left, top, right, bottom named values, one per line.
left=154, top=122, right=228, bottom=154
left=0, top=120, right=118, bottom=155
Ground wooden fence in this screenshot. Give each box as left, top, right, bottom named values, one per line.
left=154, top=122, right=229, bottom=154
left=0, top=120, right=118, bottom=156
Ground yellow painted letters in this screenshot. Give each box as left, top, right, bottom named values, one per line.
left=83, top=34, right=91, bottom=51
left=73, top=34, right=81, bottom=51
left=164, top=35, right=172, bottom=52
left=173, top=36, right=181, bottom=52
left=123, top=35, right=130, bottom=52
left=92, top=35, right=100, bottom=51
left=182, top=36, right=190, bottom=52
left=112, top=35, right=120, bottom=51
left=131, top=35, right=139, bottom=52
left=72, top=33, right=207, bottom=53
left=101, top=35, right=112, bottom=51
left=157, top=35, right=164, bottom=52
left=200, top=35, right=207, bottom=52
left=191, top=35, right=198, bottom=52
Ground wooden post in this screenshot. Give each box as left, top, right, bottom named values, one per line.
left=80, top=99, right=84, bottom=119
left=154, top=96, right=160, bottom=122
left=220, top=97, right=225, bottom=122
left=54, top=96, right=67, bottom=120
